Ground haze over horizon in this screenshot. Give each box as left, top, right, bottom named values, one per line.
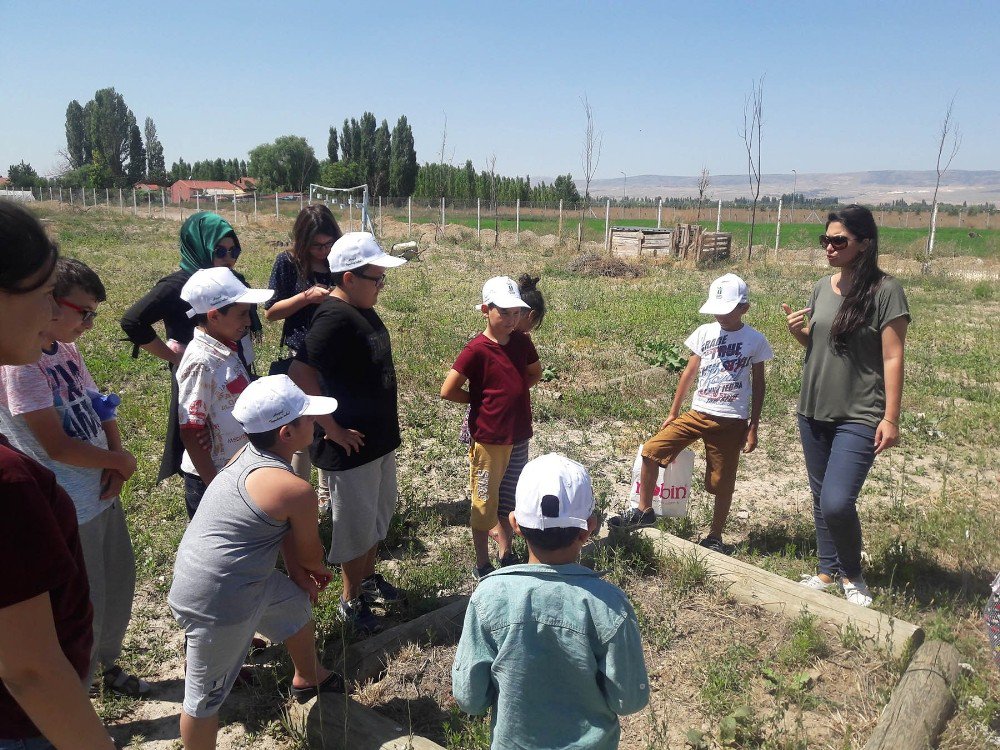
left=3, top=1, right=998, bottom=182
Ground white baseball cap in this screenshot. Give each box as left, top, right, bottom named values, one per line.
left=232, top=375, right=338, bottom=434
left=328, top=232, right=407, bottom=273
left=181, top=267, right=274, bottom=317
left=479, top=276, right=530, bottom=310
left=698, top=273, right=749, bottom=315
left=514, top=453, right=595, bottom=531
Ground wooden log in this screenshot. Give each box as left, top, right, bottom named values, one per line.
left=342, top=597, right=469, bottom=684
left=630, top=528, right=923, bottom=658
left=293, top=693, right=447, bottom=750
left=863, top=640, right=960, bottom=750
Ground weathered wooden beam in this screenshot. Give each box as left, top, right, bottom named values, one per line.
left=863, top=640, right=960, bottom=750
left=342, top=597, right=469, bottom=684
left=625, top=527, right=923, bottom=658
left=291, top=693, right=447, bottom=750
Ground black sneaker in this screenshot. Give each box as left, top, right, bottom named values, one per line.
left=607, top=507, right=656, bottom=529
left=498, top=550, right=522, bottom=568
left=698, top=536, right=735, bottom=555
left=360, top=573, right=406, bottom=605
left=337, top=596, right=384, bottom=636
left=472, top=562, right=496, bottom=581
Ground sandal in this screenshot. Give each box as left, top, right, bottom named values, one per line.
left=102, top=665, right=151, bottom=698
left=290, top=670, right=346, bottom=704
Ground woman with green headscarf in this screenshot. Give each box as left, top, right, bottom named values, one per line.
left=121, top=212, right=262, bottom=482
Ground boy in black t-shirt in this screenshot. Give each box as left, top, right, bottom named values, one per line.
left=289, top=232, right=407, bottom=636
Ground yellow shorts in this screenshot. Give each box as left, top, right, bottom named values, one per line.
left=469, top=442, right=513, bottom=532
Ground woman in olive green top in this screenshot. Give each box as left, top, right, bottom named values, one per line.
left=782, top=205, right=909, bottom=607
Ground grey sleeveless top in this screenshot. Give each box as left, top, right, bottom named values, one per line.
left=168, top=444, right=293, bottom=625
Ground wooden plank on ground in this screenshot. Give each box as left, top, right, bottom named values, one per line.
left=291, top=693, right=447, bottom=750
left=630, top=528, right=923, bottom=658
left=863, top=640, right=960, bottom=750
left=342, top=597, right=469, bottom=684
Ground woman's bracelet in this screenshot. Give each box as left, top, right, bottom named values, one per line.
left=882, top=417, right=898, bottom=426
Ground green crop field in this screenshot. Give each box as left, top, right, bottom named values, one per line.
left=29, top=205, right=1000, bottom=748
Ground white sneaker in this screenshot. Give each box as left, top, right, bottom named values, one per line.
left=799, top=574, right=837, bottom=591
left=842, top=577, right=873, bottom=607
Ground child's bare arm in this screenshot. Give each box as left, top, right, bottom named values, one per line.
left=662, top=354, right=700, bottom=427
left=440, top=369, right=470, bottom=404
left=743, top=362, right=766, bottom=454
left=179, top=428, right=217, bottom=485
left=524, top=360, right=543, bottom=389
left=21, top=408, right=136, bottom=476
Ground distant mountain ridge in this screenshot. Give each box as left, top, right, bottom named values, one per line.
left=580, top=170, right=1000, bottom=205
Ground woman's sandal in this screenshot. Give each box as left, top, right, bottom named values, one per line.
left=102, top=665, right=152, bottom=698
left=290, top=671, right=346, bottom=704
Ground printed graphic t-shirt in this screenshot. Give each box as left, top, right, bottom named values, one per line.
left=685, top=322, right=773, bottom=420
left=0, top=342, right=110, bottom=524
left=452, top=331, right=539, bottom=445
left=177, top=328, right=252, bottom=476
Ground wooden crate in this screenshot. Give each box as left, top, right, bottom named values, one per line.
left=609, top=226, right=673, bottom=258
left=696, top=232, right=732, bottom=264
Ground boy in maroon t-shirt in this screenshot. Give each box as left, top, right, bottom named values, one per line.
left=441, top=277, right=542, bottom=580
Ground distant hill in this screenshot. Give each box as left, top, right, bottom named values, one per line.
left=582, top=170, right=1000, bottom=205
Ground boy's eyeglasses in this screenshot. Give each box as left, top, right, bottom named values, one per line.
left=819, top=234, right=851, bottom=249
left=57, top=298, right=98, bottom=324
left=213, top=245, right=242, bottom=259
left=354, top=271, right=386, bottom=286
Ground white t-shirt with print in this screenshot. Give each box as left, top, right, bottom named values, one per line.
left=685, top=322, right=773, bottom=420
left=177, top=328, right=251, bottom=477
left=0, top=342, right=110, bottom=524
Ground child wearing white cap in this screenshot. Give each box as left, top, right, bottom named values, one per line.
left=176, top=267, right=273, bottom=517
left=287, top=232, right=407, bottom=636
left=608, top=273, right=772, bottom=554
left=452, top=453, right=649, bottom=749
left=169, top=376, right=342, bottom=749
left=440, top=276, right=542, bottom=580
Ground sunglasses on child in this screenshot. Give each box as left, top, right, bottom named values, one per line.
left=818, top=234, right=851, bottom=249
left=57, top=298, right=98, bottom=324
left=353, top=271, right=386, bottom=286
left=213, top=245, right=242, bottom=259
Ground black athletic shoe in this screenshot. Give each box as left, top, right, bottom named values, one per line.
left=607, top=507, right=656, bottom=529
left=472, top=562, right=496, bottom=581
left=337, top=596, right=384, bottom=636
left=498, top=550, right=522, bottom=568
left=360, top=573, right=406, bottom=605
left=698, top=536, right=736, bottom=555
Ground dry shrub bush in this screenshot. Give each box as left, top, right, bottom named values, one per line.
left=567, top=253, right=644, bottom=278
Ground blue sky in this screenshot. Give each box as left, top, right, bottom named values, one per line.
left=2, top=0, right=998, bottom=181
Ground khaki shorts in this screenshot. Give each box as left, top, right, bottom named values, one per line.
left=469, top=442, right=513, bottom=532
left=642, top=410, right=747, bottom=499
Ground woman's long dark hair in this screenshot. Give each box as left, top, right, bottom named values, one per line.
left=827, top=204, right=886, bottom=353
left=290, top=204, right=342, bottom=282
left=517, top=274, right=546, bottom=328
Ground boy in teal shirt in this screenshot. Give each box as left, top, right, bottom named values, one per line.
left=452, top=453, right=649, bottom=749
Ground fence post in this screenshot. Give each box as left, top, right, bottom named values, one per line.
left=147, top=192, right=152, bottom=217
left=716, top=200, right=722, bottom=232
left=132, top=190, right=137, bottom=216
left=163, top=189, right=167, bottom=219
left=213, top=194, right=218, bottom=214
left=275, top=192, right=279, bottom=218
left=105, top=188, right=109, bottom=208
left=59, top=187, right=63, bottom=204
left=604, top=199, right=611, bottom=252
left=48, top=187, right=52, bottom=202
left=774, top=197, right=783, bottom=259
left=441, top=196, right=445, bottom=228
left=378, top=195, right=383, bottom=237
left=408, top=196, right=412, bottom=238
left=657, top=198, right=662, bottom=228
left=253, top=192, right=257, bottom=222
left=93, top=188, right=97, bottom=206
left=118, top=188, right=123, bottom=215
left=81, top=188, right=86, bottom=208
left=558, top=199, right=563, bottom=238
left=516, top=199, right=520, bottom=243
left=477, top=198, right=481, bottom=242
left=196, top=194, right=200, bottom=212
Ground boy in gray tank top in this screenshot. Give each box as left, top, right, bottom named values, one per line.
left=168, top=376, right=343, bottom=748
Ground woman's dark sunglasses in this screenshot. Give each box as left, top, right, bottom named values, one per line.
left=213, top=245, right=242, bottom=259
left=819, top=234, right=850, bottom=249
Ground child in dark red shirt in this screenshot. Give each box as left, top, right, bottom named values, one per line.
left=441, top=277, right=542, bottom=580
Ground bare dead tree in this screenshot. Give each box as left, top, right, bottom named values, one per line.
left=924, top=96, right=961, bottom=272
left=580, top=94, right=603, bottom=248
left=695, top=167, right=711, bottom=223
left=741, top=77, right=764, bottom=260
